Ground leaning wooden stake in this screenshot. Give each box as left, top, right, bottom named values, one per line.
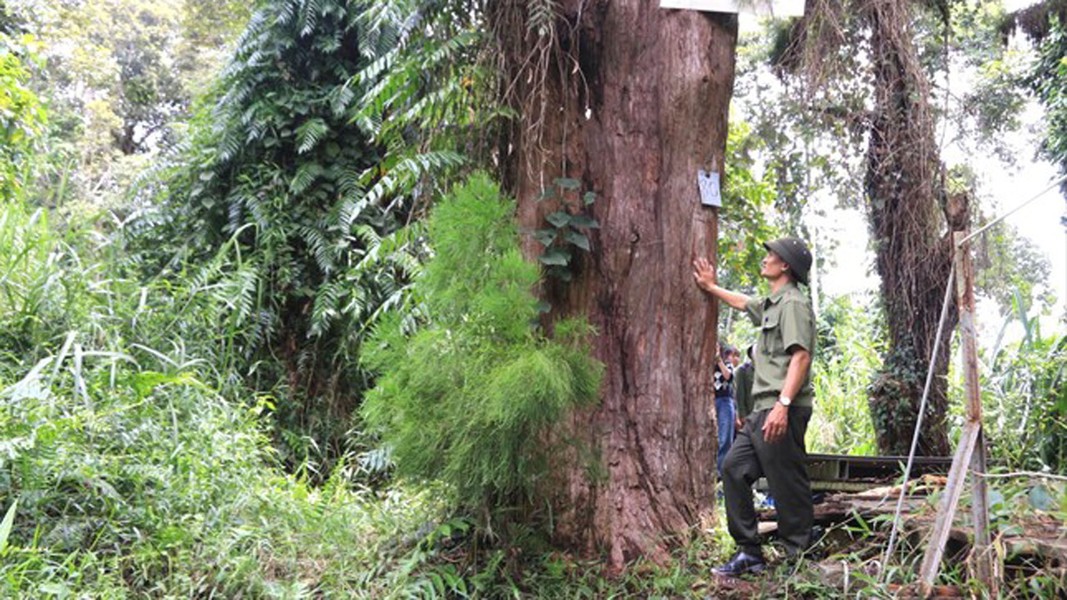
left=957, top=231, right=996, bottom=594
left=919, top=231, right=995, bottom=593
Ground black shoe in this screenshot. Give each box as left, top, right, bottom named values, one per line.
left=808, top=525, right=825, bottom=549
left=712, top=551, right=766, bottom=577
left=786, top=525, right=825, bottom=558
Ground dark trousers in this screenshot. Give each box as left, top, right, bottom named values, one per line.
left=722, top=406, right=813, bottom=556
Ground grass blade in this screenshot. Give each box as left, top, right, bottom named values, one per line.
left=0, top=499, right=18, bottom=553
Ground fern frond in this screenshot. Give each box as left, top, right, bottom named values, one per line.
left=298, top=224, right=334, bottom=273
left=275, top=0, right=299, bottom=26
left=296, top=118, right=329, bottom=154
left=290, top=163, right=324, bottom=195
left=217, top=132, right=243, bottom=165
left=310, top=280, right=345, bottom=336
left=361, top=150, right=464, bottom=209
left=527, top=0, right=558, bottom=37
left=328, top=81, right=356, bottom=117
left=300, top=0, right=321, bottom=37
left=337, top=193, right=370, bottom=231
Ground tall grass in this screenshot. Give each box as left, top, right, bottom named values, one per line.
left=0, top=200, right=451, bottom=597
left=805, top=291, right=1065, bottom=466
left=808, top=294, right=882, bottom=455
left=981, top=296, right=1067, bottom=470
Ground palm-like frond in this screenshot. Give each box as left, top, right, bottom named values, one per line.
left=124, top=0, right=496, bottom=472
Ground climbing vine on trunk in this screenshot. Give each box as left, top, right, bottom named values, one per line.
left=863, top=0, right=964, bottom=456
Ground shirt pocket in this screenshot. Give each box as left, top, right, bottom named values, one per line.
left=759, top=311, right=783, bottom=354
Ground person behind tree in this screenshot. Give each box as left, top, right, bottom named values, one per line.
left=733, top=344, right=755, bottom=431
left=714, top=343, right=739, bottom=474
left=693, top=237, right=816, bottom=577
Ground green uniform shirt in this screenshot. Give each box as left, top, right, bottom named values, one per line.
left=744, top=281, right=816, bottom=413
left=734, top=362, right=754, bottom=419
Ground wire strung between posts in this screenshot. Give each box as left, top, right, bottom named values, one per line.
left=878, top=268, right=955, bottom=582
left=975, top=471, right=1067, bottom=483
left=878, top=172, right=1067, bottom=579
left=958, top=172, right=1067, bottom=247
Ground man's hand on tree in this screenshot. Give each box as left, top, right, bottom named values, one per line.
left=692, top=257, right=716, bottom=292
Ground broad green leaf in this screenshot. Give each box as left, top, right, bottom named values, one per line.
left=551, top=266, right=573, bottom=282
left=556, top=177, right=580, bottom=190
left=564, top=230, right=590, bottom=251
left=568, top=215, right=600, bottom=229
left=539, top=248, right=570, bottom=266
left=1029, top=484, right=1055, bottom=511
left=533, top=229, right=557, bottom=246
left=583, top=191, right=596, bottom=205
left=545, top=211, right=571, bottom=228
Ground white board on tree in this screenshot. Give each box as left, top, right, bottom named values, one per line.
left=659, top=0, right=805, bottom=17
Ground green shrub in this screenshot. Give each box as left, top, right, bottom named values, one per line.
left=0, top=198, right=455, bottom=597
left=126, top=0, right=487, bottom=474
left=361, top=174, right=603, bottom=522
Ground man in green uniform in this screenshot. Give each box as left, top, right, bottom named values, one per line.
left=733, top=345, right=755, bottom=428
left=693, top=237, right=816, bottom=576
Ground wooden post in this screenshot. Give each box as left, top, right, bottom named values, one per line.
left=954, top=231, right=995, bottom=593
left=970, top=430, right=994, bottom=590
left=919, top=232, right=995, bottom=593
left=919, top=421, right=980, bottom=585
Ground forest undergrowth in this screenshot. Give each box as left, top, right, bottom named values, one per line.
left=0, top=184, right=1063, bottom=598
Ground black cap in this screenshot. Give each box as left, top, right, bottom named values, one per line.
left=763, top=237, right=812, bottom=285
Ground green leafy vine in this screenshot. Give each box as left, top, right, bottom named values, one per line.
left=533, top=177, right=599, bottom=281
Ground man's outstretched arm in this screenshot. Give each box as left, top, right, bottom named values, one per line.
left=693, top=257, right=751, bottom=310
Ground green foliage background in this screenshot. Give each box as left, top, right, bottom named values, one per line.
left=127, top=0, right=483, bottom=471
left=1028, top=16, right=1067, bottom=176
left=0, top=32, right=44, bottom=202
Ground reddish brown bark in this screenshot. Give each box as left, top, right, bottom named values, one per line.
left=490, top=2, right=737, bottom=568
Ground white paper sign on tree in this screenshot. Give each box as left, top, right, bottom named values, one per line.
left=659, top=0, right=805, bottom=18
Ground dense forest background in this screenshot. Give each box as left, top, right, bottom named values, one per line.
left=0, top=0, right=1063, bottom=596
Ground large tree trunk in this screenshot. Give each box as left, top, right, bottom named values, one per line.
left=489, top=2, right=737, bottom=568
left=864, top=0, right=962, bottom=457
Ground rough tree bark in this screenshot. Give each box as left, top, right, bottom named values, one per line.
left=489, top=2, right=738, bottom=568
left=864, top=0, right=964, bottom=457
